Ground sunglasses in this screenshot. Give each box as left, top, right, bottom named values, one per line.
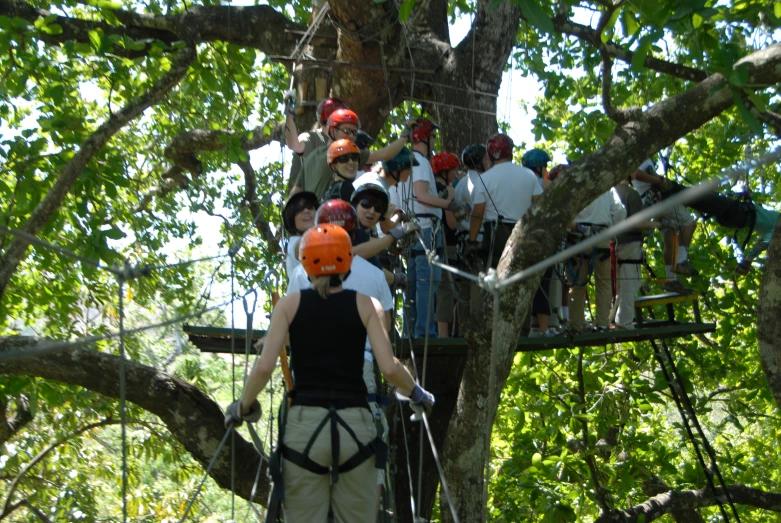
left=294, top=202, right=317, bottom=214
left=358, top=198, right=388, bottom=215
left=335, top=153, right=361, bottom=164
left=336, top=126, right=357, bottom=137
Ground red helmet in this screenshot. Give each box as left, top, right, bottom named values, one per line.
left=410, top=117, right=438, bottom=143
left=314, top=199, right=358, bottom=233
left=548, top=164, right=567, bottom=182
left=486, top=133, right=514, bottom=161
left=327, top=109, right=360, bottom=135
left=430, top=151, right=461, bottom=175
left=327, top=139, right=360, bottom=167
left=299, top=224, right=353, bottom=277
left=316, top=98, right=347, bottom=124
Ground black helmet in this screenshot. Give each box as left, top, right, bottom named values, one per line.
left=351, top=182, right=389, bottom=208
left=355, top=130, right=374, bottom=150
left=282, top=191, right=319, bottom=235
left=461, top=144, right=487, bottom=171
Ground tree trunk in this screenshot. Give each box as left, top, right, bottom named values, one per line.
left=758, top=216, right=781, bottom=409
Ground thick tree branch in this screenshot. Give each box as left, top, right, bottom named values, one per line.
left=134, top=122, right=284, bottom=216
left=0, top=336, right=269, bottom=502
left=595, top=484, right=781, bottom=522
left=758, top=209, right=781, bottom=409
left=0, top=0, right=303, bottom=57
left=642, top=476, right=705, bottom=523
left=552, top=16, right=708, bottom=82
left=0, top=395, right=33, bottom=446
left=237, top=160, right=280, bottom=255
left=0, top=45, right=196, bottom=301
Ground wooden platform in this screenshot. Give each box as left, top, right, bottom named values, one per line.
left=183, top=322, right=716, bottom=357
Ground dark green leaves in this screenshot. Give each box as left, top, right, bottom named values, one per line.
left=518, top=0, right=553, bottom=34
left=398, top=0, right=415, bottom=22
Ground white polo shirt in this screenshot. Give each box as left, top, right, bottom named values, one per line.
left=631, top=159, right=655, bottom=197
left=395, top=151, right=442, bottom=229
left=286, top=255, right=393, bottom=360
left=479, top=162, right=542, bottom=223
left=575, top=188, right=627, bottom=226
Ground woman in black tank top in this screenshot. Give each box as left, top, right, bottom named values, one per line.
left=225, top=224, right=434, bottom=523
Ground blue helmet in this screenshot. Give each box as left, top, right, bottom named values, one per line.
left=382, top=148, right=419, bottom=173
left=521, top=148, right=552, bottom=169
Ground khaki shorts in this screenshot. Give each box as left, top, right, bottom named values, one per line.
left=282, top=406, right=377, bottom=523
left=363, top=359, right=389, bottom=486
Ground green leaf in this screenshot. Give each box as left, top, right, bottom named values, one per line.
left=531, top=452, right=542, bottom=465
left=40, top=23, right=63, bottom=35
left=775, top=2, right=781, bottom=19
left=519, top=0, right=553, bottom=34
left=601, top=7, right=622, bottom=43
left=734, top=95, right=764, bottom=135
left=104, top=226, right=126, bottom=240
left=631, top=35, right=653, bottom=72
left=692, top=12, right=703, bottom=28
left=398, top=0, right=415, bottom=22
left=89, top=29, right=103, bottom=52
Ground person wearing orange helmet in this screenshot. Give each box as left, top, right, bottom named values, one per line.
left=323, top=139, right=362, bottom=202
left=283, top=97, right=348, bottom=194
left=286, top=105, right=414, bottom=200
left=231, top=224, right=432, bottom=522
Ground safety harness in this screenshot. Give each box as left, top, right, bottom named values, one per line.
left=565, top=223, right=611, bottom=287
left=266, top=389, right=388, bottom=523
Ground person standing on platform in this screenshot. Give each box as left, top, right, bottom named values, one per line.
left=282, top=191, right=319, bottom=280
left=612, top=176, right=662, bottom=329
left=229, top=224, right=432, bottom=523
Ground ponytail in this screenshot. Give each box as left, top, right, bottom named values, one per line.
left=310, top=274, right=345, bottom=299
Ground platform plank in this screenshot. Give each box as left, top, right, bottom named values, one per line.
left=184, top=322, right=716, bottom=357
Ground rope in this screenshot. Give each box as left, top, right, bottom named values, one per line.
left=177, top=426, right=234, bottom=523
left=118, top=277, right=128, bottom=523
left=229, top=253, right=237, bottom=521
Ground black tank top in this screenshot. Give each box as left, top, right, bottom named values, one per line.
left=288, top=289, right=368, bottom=408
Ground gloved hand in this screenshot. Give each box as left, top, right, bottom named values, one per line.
left=448, top=200, right=470, bottom=222
left=463, top=239, right=479, bottom=257
left=390, top=221, right=420, bottom=240
left=396, top=384, right=435, bottom=421
left=224, top=399, right=262, bottom=429
left=283, top=90, right=296, bottom=116
left=736, top=259, right=752, bottom=275
left=393, top=269, right=407, bottom=288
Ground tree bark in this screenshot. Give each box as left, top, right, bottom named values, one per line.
left=758, top=214, right=781, bottom=409
left=0, top=337, right=270, bottom=503
left=0, top=395, right=33, bottom=446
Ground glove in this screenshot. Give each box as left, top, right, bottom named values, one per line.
left=462, top=239, right=479, bottom=257
left=736, top=260, right=752, bottom=275
left=393, top=270, right=407, bottom=287
left=390, top=222, right=420, bottom=240
left=448, top=200, right=470, bottom=222
left=283, top=90, right=296, bottom=116
left=396, top=384, right=435, bottom=421
left=224, top=399, right=262, bottom=428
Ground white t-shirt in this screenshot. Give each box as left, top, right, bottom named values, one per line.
left=574, top=188, right=627, bottom=226
left=454, top=170, right=482, bottom=233
left=285, top=236, right=301, bottom=280
left=395, top=151, right=442, bottom=229
left=479, top=162, right=542, bottom=223
left=631, top=159, right=655, bottom=197
left=287, top=256, right=393, bottom=359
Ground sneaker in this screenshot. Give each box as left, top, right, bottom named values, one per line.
left=614, top=323, right=635, bottom=331
left=663, top=279, right=695, bottom=294
left=674, top=261, right=698, bottom=277
left=541, top=328, right=561, bottom=337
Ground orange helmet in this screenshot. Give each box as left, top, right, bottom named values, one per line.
left=431, top=151, right=461, bottom=175
left=299, top=224, right=353, bottom=277
left=327, top=139, right=361, bottom=167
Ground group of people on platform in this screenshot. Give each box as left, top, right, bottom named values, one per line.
left=224, top=96, right=779, bottom=522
